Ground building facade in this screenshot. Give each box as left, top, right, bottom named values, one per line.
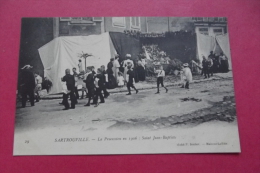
left=53, top=17, right=228, bottom=38
left=53, top=17, right=148, bottom=38
left=192, top=17, right=228, bottom=37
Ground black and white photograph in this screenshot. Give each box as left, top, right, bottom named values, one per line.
left=14, top=17, right=240, bottom=155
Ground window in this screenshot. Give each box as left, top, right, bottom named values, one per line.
left=199, top=28, right=209, bottom=32
left=92, top=17, right=103, bottom=22
left=213, top=28, right=223, bottom=35
left=71, top=17, right=82, bottom=20
left=198, top=27, right=209, bottom=35
left=197, top=17, right=203, bottom=21
left=208, top=18, right=214, bottom=22
left=214, top=17, right=219, bottom=22
left=131, top=17, right=141, bottom=29
left=192, top=17, right=198, bottom=21
left=69, top=17, right=94, bottom=24
left=213, top=29, right=223, bottom=33
left=203, top=17, right=208, bottom=22
left=60, top=17, right=71, bottom=21
left=112, top=17, right=126, bottom=28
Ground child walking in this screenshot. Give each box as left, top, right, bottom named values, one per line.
left=117, top=72, right=124, bottom=87
left=93, top=68, right=105, bottom=107
left=126, top=66, right=138, bottom=95
left=182, top=63, right=192, bottom=89
left=154, top=65, right=168, bottom=94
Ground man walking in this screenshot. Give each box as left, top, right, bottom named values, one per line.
left=126, top=65, right=138, bottom=95
left=61, top=69, right=76, bottom=110
left=202, top=56, right=209, bottom=78
left=208, top=51, right=214, bottom=77
left=84, top=68, right=95, bottom=106
left=100, top=65, right=110, bottom=98
left=93, top=68, right=105, bottom=107
left=72, top=67, right=79, bottom=102
left=20, top=65, right=35, bottom=108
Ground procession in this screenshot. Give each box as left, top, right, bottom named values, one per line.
left=15, top=17, right=236, bottom=134
left=18, top=49, right=228, bottom=111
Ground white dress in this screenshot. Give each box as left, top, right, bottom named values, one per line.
left=117, top=76, right=124, bottom=86
left=123, top=59, right=134, bottom=80
left=112, top=59, right=120, bottom=81
left=182, top=67, right=192, bottom=82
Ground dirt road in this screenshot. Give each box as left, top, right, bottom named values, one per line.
left=15, top=78, right=237, bottom=133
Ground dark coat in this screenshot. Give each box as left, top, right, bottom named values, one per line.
left=62, top=74, right=75, bottom=91
left=127, top=69, right=135, bottom=84
left=95, top=74, right=105, bottom=88
left=107, top=61, right=114, bottom=75
left=202, top=59, right=207, bottom=68
left=20, top=69, right=35, bottom=90
left=85, top=73, right=95, bottom=89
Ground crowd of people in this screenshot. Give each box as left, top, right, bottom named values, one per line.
left=201, top=51, right=229, bottom=78
left=19, top=49, right=228, bottom=109
left=142, top=44, right=171, bottom=64
left=59, top=54, right=142, bottom=110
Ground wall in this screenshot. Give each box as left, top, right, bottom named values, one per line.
left=146, top=17, right=194, bottom=33
left=146, top=17, right=169, bottom=33
left=59, top=21, right=102, bottom=36
left=104, top=17, right=147, bottom=33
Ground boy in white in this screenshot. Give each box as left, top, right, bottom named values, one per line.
left=154, top=65, right=168, bottom=94
left=182, top=63, right=192, bottom=89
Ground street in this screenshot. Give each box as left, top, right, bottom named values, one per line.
left=15, top=76, right=237, bottom=133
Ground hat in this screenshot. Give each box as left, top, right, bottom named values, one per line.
left=21, top=65, right=33, bottom=70
left=183, top=63, right=189, bottom=67
left=126, top=54, right=131, bottom=58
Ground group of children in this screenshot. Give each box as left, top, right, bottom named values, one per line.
left=61, top=61, right=192, bottom=110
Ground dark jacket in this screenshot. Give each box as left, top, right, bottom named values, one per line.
left=107, top=61, right=113, bottom=75
left=95, top=74, right=104, bottom=88
left=20, top=69, right=35, bottom=90
left=62, top=74, right=75, bottom=91
left=127, top=69, right=135, bottom=84
left=202, top=59, right=207, bottom=68
left=85, top=73, right=95, bottom=88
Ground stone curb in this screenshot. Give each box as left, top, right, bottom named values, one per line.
left=41, top=76, right=232, bottom=100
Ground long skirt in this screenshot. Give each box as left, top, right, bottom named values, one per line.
left=136, top=66, right=146, bottom=81
left=220, top=60, right=229, bottom=72
left=107, top=74, right=117, bottom=89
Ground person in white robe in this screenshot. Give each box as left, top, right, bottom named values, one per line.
left=112, top=54, right=120, bottom=83
left=78, top=59, right=83, bottom=72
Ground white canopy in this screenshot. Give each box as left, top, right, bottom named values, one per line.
left=196, top=33, right=232, bottom=70
left=38, top=32, right=116, bottom=94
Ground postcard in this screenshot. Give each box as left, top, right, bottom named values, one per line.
left=14, top=17, right=240, bottom=155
